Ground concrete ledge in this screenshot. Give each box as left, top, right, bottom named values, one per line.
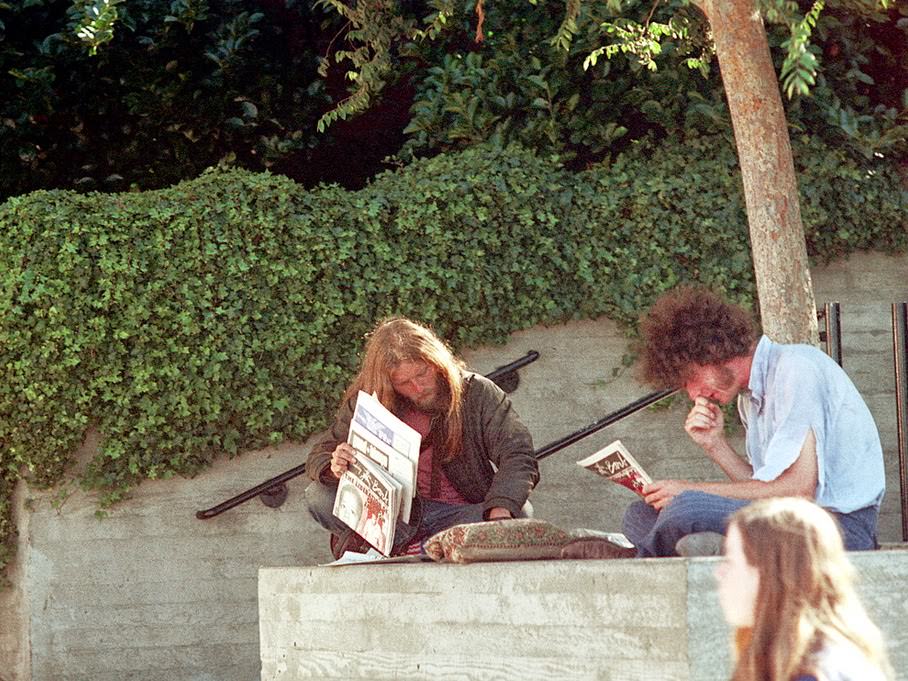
left=260, top=550, right=908, bottom=681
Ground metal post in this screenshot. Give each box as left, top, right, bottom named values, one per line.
left=892, top=303, right=908, bottom=542
left=824, top=302, right=842, bottom=366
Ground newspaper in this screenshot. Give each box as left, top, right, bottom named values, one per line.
left=320, top=548, right=433, bottom=567
left=349, top=391, right=420, bottom=522
left=568, top=528, right=635, bottom=548
left=333, top=454, right=401, bottom=555
left=332, top=391, right=422, bottom=556
left=576, top=439, right=652, bottom=497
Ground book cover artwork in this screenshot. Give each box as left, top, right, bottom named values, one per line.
left=576, top=440, right=652, bottom=497
left=333, top=455, right=398, bottom=556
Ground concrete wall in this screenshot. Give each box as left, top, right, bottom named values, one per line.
left=1, top=251, right=907, bottom=680
left=0, top=440, right=324, bottom=681
left=258, top=550, right=908, bottom=681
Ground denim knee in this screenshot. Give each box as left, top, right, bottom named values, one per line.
left=304, top=480, right=348, bottom=534
left=660, top=490, right=708, bottom=523
left=659, top=490, right=746, bottom=535
left=622, top=499, right=657, bottom=545
left=832, top=504, right=880, bottom=551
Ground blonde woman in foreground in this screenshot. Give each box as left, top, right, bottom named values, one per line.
left=717, top=497, right=893, bottom=681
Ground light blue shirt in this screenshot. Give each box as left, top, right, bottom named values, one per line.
left=738, top=336, right=884, bottom=513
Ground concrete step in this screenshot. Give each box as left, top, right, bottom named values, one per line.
left=259, top=549, right=908, bottom=680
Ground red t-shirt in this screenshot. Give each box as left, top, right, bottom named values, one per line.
left=403, top=409, right=469, bottom=505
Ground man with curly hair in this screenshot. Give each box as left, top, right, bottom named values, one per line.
left=570, top=287, right=885, bottom=559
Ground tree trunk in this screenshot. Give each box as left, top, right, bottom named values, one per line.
left=694, top=0, right=819, bottom=345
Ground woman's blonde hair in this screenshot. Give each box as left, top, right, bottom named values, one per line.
left=345, top=317, right=465, bottom=461
left=729, top=497, right=891, bottom=681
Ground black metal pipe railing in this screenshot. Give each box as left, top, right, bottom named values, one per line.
left=196, top=350, right=540, bottom=519
left=196, top=462, right=310, bottom=520
left=197, top=301, right=852, bottom=520
left=892, top=303, right=908, bottom=542
left=486, top=350, right=539, bottom=384
left=534, top=389, right=677, bottom=461
left=822, top=302, right=843, bottom=366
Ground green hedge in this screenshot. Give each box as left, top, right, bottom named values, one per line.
left=0, top=134, right=904, bottom=574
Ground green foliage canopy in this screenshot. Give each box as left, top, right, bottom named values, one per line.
left=4, top=0, right=903, bottom=202
left=312, top=0, right=903, bottom=140
left=396, top=0, right=720, bottom=166
left=0, top=0, right=336, bottom=200
left=395, top=0, right=907, bottom=166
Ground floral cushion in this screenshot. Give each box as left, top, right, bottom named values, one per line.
left=423, top=518, right=575, bottom=563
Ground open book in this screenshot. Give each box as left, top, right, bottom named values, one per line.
left=576, top=439, right=652, bottom=497
left=332, top=391, right=421, bottom=555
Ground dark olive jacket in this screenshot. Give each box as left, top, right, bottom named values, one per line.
left=306, top=372, right=539, bottom=518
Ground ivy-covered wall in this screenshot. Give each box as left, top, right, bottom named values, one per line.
left=0, top=133, right=905, bottom=574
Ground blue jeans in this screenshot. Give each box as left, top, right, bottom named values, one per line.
left=305, top=480, right=530, bottom=554
left=623, top=491, right=879, bottom=557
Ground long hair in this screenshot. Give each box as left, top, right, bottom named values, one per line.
left=344, top=317, right=465, bottom=461
left=639, top=286, right=757, bottom=389
left=728, top=498, right=892, bottom=681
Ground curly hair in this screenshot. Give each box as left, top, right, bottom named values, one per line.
left=638, top=287, right=757, bottom=389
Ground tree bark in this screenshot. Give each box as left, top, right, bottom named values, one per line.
left=694, top=0, right=819, bottom=345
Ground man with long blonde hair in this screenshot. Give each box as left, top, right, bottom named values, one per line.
left=305, top=317, right=539, bottom=558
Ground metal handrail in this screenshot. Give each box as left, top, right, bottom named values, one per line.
left=195, top=351, right=540, bottom=519
left=534, top=389, right=677, bottom=461
left=196, top=304, right=847, bottom=520
left=196, top=462, right=309, bottom=520
left=485, top=350, right=540, bottom=384
left=892, top=303, right=908, bottom=541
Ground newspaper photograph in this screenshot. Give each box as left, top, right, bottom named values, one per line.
left=333, top=455, right=401, bottom=556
